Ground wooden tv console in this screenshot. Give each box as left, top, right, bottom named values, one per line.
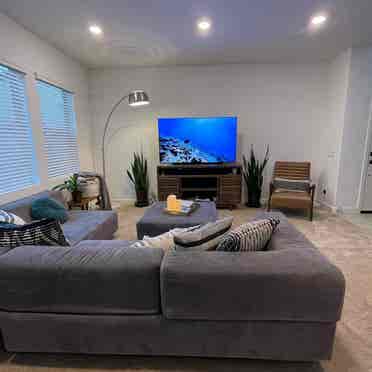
left=157, top=163, right=242, bottom=209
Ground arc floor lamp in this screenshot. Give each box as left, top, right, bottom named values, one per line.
left=101, top=90, right=150, bottom=181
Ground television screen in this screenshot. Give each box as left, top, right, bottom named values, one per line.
left=158, top=117, right=237, bottom=164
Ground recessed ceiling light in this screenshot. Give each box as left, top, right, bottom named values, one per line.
left=89, top=25, right=103, bottom=36
left=311, top=14, right=328, bottom=26
left=197, top=18, right=212, bottom=32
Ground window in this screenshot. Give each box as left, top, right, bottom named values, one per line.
left=0, top=64, right=38, bottom=195
left=37, top=80, right=79, bottom=178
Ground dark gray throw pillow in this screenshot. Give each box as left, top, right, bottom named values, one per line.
left=216, top=217, right=280, bottom=252
left=0, top=218, right=70, bottom=249
left=31, top=197, right=69, bottom=224
left=174, top=217, right=233, bottom=251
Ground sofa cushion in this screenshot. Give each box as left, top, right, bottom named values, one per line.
left=161, top=212, right=345, bottom=322
left=0, top=241, right=163, bottom=315
left=62, top=210, right=118, bottom=245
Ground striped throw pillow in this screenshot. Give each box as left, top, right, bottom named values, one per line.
left=0, top=210, right=25, bottom=226
left=174, top=217, right=233, bottom=251
left=0, top=218, right=70, bottom=249
left=216, top=218, right=280, bottom=252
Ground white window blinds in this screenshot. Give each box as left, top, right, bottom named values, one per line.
left=0, top=64, right=38, bottom=195
left=37, top=80, right=79, bottom=179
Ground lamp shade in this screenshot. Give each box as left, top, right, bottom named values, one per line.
left=128, top=90, right=150, bottom=107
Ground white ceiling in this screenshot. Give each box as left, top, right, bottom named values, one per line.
left=1, top=0, right=372, bottom=68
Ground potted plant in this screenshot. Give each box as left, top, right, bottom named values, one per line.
left=243, top=145, right=269, bottom=208
left=53, top=174, right=82, bottom=203
left=127, top=152, right=150, bottom=207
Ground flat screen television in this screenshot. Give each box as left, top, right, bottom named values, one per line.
left=158, top=117, right=237, bottom=164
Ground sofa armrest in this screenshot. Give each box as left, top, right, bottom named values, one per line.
left=0, top=242, right=164, bottom=314
left=161, top=249, right=345, bottom=322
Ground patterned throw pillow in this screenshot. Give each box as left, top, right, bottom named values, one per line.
left=0, top=218, right=70, bottom=249
left=174, top=217, right=234, bottom=251
left=0, top=210, right=25, bottom=226
left=273, top=177, right=310, bottom=193
left=216, top=217, right=280, bottom=252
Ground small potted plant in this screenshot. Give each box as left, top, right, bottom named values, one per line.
left=243, top=145, right=269, bottom=208
left=127, top=152, right=150, bottom=207
left=53, top=174, right=82, bottom=203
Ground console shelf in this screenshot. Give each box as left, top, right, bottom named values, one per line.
left=157, top=163, right=242, bottom=208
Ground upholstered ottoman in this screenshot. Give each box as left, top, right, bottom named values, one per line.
left=136, top=201, right=218, bottom=239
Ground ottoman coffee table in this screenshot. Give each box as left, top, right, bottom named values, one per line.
left=136, top=201, right=218, bottom=239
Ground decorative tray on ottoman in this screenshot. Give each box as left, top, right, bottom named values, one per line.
left=163, top=202, right=200, bottom=216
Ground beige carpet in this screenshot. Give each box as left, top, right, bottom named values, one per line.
left=0, top=205, right=371, bottom=372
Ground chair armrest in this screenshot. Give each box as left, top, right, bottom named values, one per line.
left=269, top=180, right=275, bottom=196
left=310, top=183, right=316, bottom=200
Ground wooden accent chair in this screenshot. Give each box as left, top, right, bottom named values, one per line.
left=267, top=161, right=315, bottom=221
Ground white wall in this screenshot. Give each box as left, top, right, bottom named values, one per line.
left=336, top=46, right=372, bottom=210
left=0, top=12, right=94, bottom=204
left=317, top=50, right=351, bottom=208
left=89, top=63, right=331, bottom=201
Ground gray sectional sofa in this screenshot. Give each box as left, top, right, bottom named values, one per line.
left=0, top=193, right=345, bottom=361
left=0, top=190, right=118, bottom=248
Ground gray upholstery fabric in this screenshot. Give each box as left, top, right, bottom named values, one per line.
left=0, top=190, right=118, bottom=246
left=161, top=212, right=345, bottom=322
left=62, top=210, right=118, bottom=244
left=0, top=191, right=61, bottom=223
left=0, top=312, right=336, bottom=361
left=0, top=242, right=163, bottom=315
left=0, top=209, right=343, bottom=361
left=136, top=201, right=218, bottom=239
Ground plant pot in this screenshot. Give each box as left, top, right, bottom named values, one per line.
left=72, top=190, right=82, bottom=203
left=135, top=190, right=149, bottom=208
left=246, top=189, right=262, bottom=208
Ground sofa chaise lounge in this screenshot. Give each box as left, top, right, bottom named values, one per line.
left=0, top=190, right=118, bottom=245
left=0, top=195, right=345, bottom=361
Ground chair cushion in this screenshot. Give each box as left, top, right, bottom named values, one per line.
left=62, top=210, right=118, bottom=245
left=0, top=241, right=163, bottom=315
left=273, top=177, right=310, bottom=192
left=271, top=191, right=312, bottom=208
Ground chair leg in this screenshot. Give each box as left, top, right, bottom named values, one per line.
left=309, top=205, right=313, bottom=221
left=267, top=198, right=271, bottom=211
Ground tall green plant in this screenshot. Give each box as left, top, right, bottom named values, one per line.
left=243, top=145, right=269, bottom=207
left=127, top=152, right=150, bottom=206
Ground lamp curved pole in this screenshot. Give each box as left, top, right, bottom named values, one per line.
left=102, top=94, right=130, bottom=180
